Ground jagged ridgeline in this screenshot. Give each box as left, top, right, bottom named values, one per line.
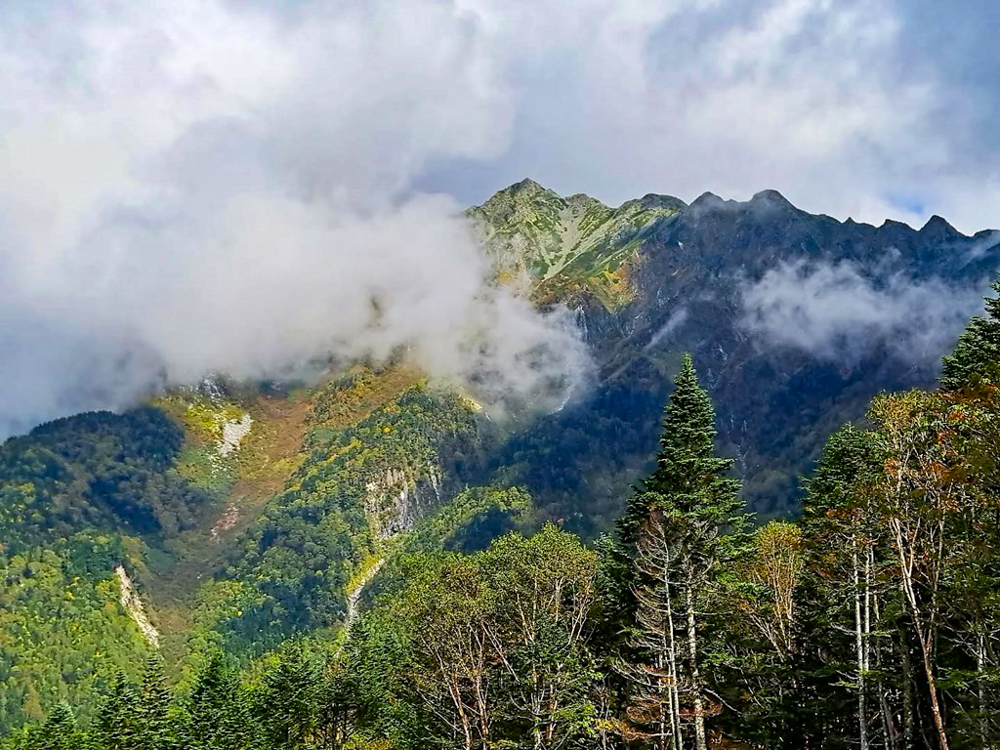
left=3, top=179, right=1000, bottom=738
left=472, top=179, right=1000, bottom=526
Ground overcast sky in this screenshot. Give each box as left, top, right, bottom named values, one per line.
left=0, top=0, right=997, bottom=434
left=4, top=0, right=998, bottom=231
left=417, top=0, right=1000, bottom=234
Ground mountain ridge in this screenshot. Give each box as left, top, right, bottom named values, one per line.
left=472, top=178, right=1000, bottom=524
left=2, top=178, right=1000, bottom=735
left=489, top=177, right=999, bottom=235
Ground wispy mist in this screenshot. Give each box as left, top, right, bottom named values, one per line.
left=0, top=0, right=588, bottom=437
left=740, top=260, right=986, bottom=364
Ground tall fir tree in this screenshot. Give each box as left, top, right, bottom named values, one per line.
left=136, top=656, right=177, bottom=750
left=181, top=652, right=254, bottom=750
left=618, top=355, right=741, bottom=544
left=91, top=672, right=142, bottom=750
left=29, top=703, right=82, bottom=750
left=253, top=643, right=322, bottom=750
left=617, top=355, right=744, bottom=750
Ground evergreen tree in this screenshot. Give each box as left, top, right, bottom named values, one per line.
left=30, top=703, right=82, bottom=750
left=136, top=656, right=177, bottom=750
left=91, top=673, right=141, bottom=750
left=618, top=355, right=741, bottom=543
left=941, top=276, right=1000, bottom=390
left=181, top=652, right=254, bottom=750
left=253, top=643, right=322, bottom=750
left=617, top=355, right=744, bottom=750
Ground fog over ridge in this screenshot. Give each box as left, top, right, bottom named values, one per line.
left=739, top=260, right=988, bottom=364
left=3, top=0, right=1000, bottom=436
left=0, top=0, right=589, bottom=437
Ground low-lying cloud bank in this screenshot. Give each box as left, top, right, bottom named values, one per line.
left=4, top=0, right=999, bottom=437
left=740, top=260, right=986, bottom=363
left=0, top=0, right=589, bottom=438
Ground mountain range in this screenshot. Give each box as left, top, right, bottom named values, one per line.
left=474, top=178, right=1000, bottom=523
left=1, top=179, right=998, bottom=732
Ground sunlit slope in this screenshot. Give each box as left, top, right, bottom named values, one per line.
left=471, top=179, right=1000, bottom=525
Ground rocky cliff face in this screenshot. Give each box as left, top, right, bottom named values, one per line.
left=363, top=464, right=443, bottom=540
left=475, top=181, right=1000, bottom=525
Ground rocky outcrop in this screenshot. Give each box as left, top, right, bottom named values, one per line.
left=362, top=464, right=443, bottom=540
left=114, top=565, right=160, bottom=648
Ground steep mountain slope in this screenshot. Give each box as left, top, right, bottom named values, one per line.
left=0, top=365, right=511, bottom=732
left=3, top=179, right=999, bottom=736
left=474, top=180, right=1000, bottom=525
left=468, top=178, right=684, bottom=307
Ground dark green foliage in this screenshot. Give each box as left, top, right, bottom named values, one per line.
left=941, top=276, right=1000, bottom=390
left=618, top=354, right=741, bottom=544
left=0, top=407, right=210, bottom=550
left=800, top=423, right=883, bottom=529
left=30, top=704, right=82, bottom=750
left=613, top=355, right=747, bottom=749
left=253, top=645, right=323, bottom=750
left=135, top=657, right=175, bottom=750
left=179, top=653, right=253, bottom=750
left=344, top=608, right=418, bottom=746
left=91, top=673, right=141, bottom=750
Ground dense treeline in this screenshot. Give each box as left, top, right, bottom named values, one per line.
left=0, top=407, right=214, bottom=731
left=6, top=283, right=1000, bottom=748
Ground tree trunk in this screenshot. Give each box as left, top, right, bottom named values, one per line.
left=854, top=544, right=869, bottom=750
left=891, top=518, right=949, bottom=750
left=666, top=581, right=682, bottom=750
left=871, top=555, right=896, bottom=750
left=901, top=639, right=915, bottom=750
left=532, top=675, right=544, bottom=750
left=917, top=629, right=949, bottom=750
left=685, top=570, right=708, bottom=750
left=977, top=630, right=989, bottom=750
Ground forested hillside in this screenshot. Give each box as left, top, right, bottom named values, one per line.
left=0, top=363, right=524, bottom=732
left=7, top=278, right=1000, bottom=749
left=3, top=184, right=1000, bottom=748
left=0, top=408, right=211, bottom=728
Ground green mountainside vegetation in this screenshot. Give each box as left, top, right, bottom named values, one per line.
left=6, top=285, right=1000, bottom=748
left=0, top=362, right=522, bottom=732
left=4, top=183, right=1000, bottom=748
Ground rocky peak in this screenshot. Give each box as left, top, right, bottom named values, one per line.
left=689, top=191, right=732, bottom=211
left=919, top=214, right=964, bottom=242
left=749, top=189, right=796, bottom=212
left=470, top=180, right=680, bottom=302
left=636, top=193, right=687, bottom=212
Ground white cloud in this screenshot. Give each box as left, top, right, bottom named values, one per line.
left=2, top=0, right=998, bottom=435
left=425, top=0, right=1000, bottom=234
left=740, top=260, right=986, bottom=363
left=0, top=0, right=587, bottom=437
